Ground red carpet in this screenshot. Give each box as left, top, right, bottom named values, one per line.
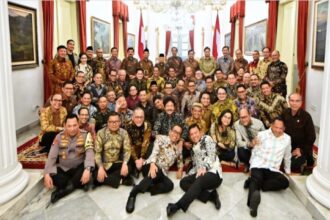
left=17, top=136, right=47, bottom=169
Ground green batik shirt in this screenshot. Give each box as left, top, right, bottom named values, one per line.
left=211, top=98, right=238, bottom=122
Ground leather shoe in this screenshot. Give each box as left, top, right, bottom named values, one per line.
left=244, top=177, right=251, bottom=189
left=166, top=203, right=178, bottom=217
left=122, top=176, right=134, bottom=186
left=210, top=190, right=221, bottom=210
left=126, top=196, right=136, bottom=213
left=249, top=190, right=260, bottom=217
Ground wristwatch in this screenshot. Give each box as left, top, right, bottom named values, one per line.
left=85, top=166, right=91, bottom=171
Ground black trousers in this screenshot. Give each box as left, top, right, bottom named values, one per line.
left=178, top=172, right=222, bottom=211
left=52, top=163, right=85, bottom=189
left=130, top=164, right=174, bottom=196
left=237, top=148, right=251, bottom=165
left=129, top=142, right=154, bottom=176
left=39, top=132, right=58, bottom=153
left=94, top=162, right=131, bottom=188
left=291, top=155, right=306, bottom=171
left=248, top=168, right=289, bottom=206
left=218, top=149, right=235, bottom=162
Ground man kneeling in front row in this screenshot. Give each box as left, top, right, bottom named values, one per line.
left=44, top=114, right=95, bottom=204
left=246, top=117, right=291, bottom=217
left=126, top=124, right=184, bottom=213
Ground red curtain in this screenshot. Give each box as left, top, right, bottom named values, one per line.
left=112, top=0, right=121, bottom=49
left=266, top=0, right=279, bottom=51
left=122, top=4, right=129, bottom=57
left=77, top=0, right=87, bottom=52
left=165, top=31, right=171, bottom=56
left=297, top=1, right=309, bottom=109
left=229, top=4, right=236, bottom=57
left=189, top=30, right=194, bottom=51
left=237, top=0, right=245, bottom=51
left=42, top=1, right=54, bottom=102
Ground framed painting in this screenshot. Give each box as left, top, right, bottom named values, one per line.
left=312, top=0, right=328, bottom=69
left=224, top=33, right=230, bottom=47
left=244, top=19, right=267, bottom=55
left=8, top=2, right=38, bottom=70
left=91, top=16, right=110, bottom=55
left=127, top=33, right=135, bottom=50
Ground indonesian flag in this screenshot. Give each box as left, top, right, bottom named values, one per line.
left=212, top=14, right=221, bottom=59
left=138, top=11, right=145, bottom=59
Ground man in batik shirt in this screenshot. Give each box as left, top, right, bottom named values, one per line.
left=92, top=48, right=107, bottom=82
left=49, top=45, right=75, bottom=94
left=105, top=47, right=121, bottom=74
left=233, top=49, right=248, bottom=74
left=139, top=48, right=154, bottom=79
left=255, top=47, right=272, bottom=80
left=167, top=47, right=184, bottom=79
left=183, top=49, right=199, bottom=74
left=91, top=96, right=111, bottom=132
left=121, top=47, right=140, bottom=80
left=155, top=53, right=166, bottom=77
left=199, top=47, right=217, bottom=77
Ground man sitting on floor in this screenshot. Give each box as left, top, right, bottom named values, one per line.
left=246, top=117, right=291, bottom=217
left=282, top=93, right=316, bottom=171
left=94, top=111, right=133, bottom=188
left=44, top=114, right=94, bottom=204
left=126, top=124, right=184, bottom=213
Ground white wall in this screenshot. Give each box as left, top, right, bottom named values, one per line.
left=305, top=1, right=324, bottom=128
left=9, top=0, right=44, bottom=131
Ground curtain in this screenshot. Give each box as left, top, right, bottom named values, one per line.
left=266, top=0, right=279, bottom=51
left=189, top=30, right=194, bottom=51
left=297, top=1, right=309, bottom=109
left=237, top=0, right=245, bottom=51
left=229, top=4, right=236, bottom=57
left=77, top=0, right=86, bottom=52
left=122, top=4, right=129, bottom=57
left=42, top=1, right=54, bottom=102
left=112, top=0, right=121, bottom=49
left=165, top=31, right=171, bottom=56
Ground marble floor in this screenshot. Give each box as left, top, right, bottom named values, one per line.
left=18, top=172, right=313, bottom=220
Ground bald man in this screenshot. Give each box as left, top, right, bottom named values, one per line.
left=282, top=93, right=316, bottom=172
left=264, top=50, right=288, bottom=98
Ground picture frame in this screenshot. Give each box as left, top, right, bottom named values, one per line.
left=127, top=33, right=135, bottom=50
left=224, top=33, right=230, bottom=47
left=91, top=16, right=111, bottom=56
left=244, top=19, right=267, bottom=56
left=312, top=0, right=328, bottom=69
left=8, top=2, right=38, bottom=70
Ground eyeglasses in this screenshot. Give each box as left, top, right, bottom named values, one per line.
left=52, top=99, right=62, bottom=102
left=108, top=120, right=120, bottom=124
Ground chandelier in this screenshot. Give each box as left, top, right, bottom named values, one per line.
left=133, top=0, right=226, bottom=13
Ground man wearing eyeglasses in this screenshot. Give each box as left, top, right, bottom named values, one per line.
left=94, top=111, right=133, bottom=188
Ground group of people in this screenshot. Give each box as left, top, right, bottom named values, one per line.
left=42, top=39, right=316, bottom=217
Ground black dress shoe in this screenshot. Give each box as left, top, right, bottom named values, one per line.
left=210, top=190, right=221, bottom=210
left=249, top=190, right=260, bottom=217
left=122, top=176, right=134, bottom=186
left=50, top=182, right=75, bottom=204
left=166, top=203, right=179, bottom=217
left=244, top=177, right=251, bottom=189
left=126, top=196, right=136, bottom=213
left=50, top=189, right=61, bottom=204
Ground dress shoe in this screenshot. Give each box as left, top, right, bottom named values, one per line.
left=126, top=196, right=136, bottom=213
left=50, top=182, right=74, bottom=204
left=166, top=203, right=179, bottom=217
left=249, top=190, right=260, bottom=217
left=210, top=190, right=221, bottom=210
left=244, top=177, right=251, bottom=189
left=122, top=176, right=134, bottom=186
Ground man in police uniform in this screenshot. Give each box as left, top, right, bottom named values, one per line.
left=44, top=114, right=95, bottom=204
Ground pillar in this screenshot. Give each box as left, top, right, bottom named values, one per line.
left=306, top=1, right=330, bottom=209
left=0, top=0, right=29, bottom=204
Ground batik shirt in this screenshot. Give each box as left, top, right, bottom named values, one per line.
left=40, top=106, right=67, bottom=135
left=155, top=62, right=166, bottom=77
left=211, top=98, right=238, bottom=122
left=49, top=57, right=75, bottom=94
left=233, top=58, right=248, bottom=74
left=105, top=56, right=122, bottom=74
left=255, top=58, right=272, bottom=79
left=257, top=93, right=288, bottom=128
left=247, top=60, right=259, bottom=74
left=183, top=58, right=199, bottom=73
left=126, top=121, right=152, bottom=160
left=118, top=109, right=133, bottom=129
left=247, top=86, right=261, bottom=101
left=75, top=64, right=93, bottom=85
left=145, top=135, right=183, bottom=175
left=91, top=109, right=112, bottom=132
left=106, top=80, right=122, bottom=94
left=199, top=57, right=217, bottom=76
left=72, top=104, right=97, bottom=118
left=185, top=117, right=207, bottom=134
left=87, top=83, right=108, bottom=104
left=130, top=79, right=147, bottom=92
left=95, top=127, right=131, bottom=170
left=147, top=76, right=165, bottom=92
left=167, top=56, right=184, bottom=78
left=121, top=56, right=140, bottom=76
left=210, top=123, right=236, bottom=151
left=265, top=60, right=288, bottom=97
left=139, top=59, right=154, bottom=79
left=92, top=57, right=106, bottom=81
left=234, top=97, right=259, bottom=118
left=181, top=91, right=201, bottom=117
left=189, top=135, right=222, bottom=177
left=153, top=112, right=187, bottom=139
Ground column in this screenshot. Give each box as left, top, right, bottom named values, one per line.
left=306, top=2, right=330, bottom=209
left=0, top=1, right=29, bottom=205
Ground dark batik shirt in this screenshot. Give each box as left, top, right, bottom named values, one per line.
left=265, top=60, right=288, bottom=97
left=166, top=56, right=184, bottom=78
left=155, top=62, right=166, bottom=77
left=91, top=109, right=112, bottom=132
left=105, top=56, right=122, bottom=74
left=233, top=58, right=248, bottom=74
left=282, top=108, right=316, bottom=155
left=139, top=59, right=154, bottom=79
left=121, top=56, right=140, bottom=76
left=136, top=101, right=154, bottom=124
left=153, top=112, right=188, bottom=140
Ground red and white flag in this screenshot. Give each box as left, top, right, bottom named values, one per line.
left=138, top=11, right=145, bottom=59
left=212, top=14, right=221, bottom=59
